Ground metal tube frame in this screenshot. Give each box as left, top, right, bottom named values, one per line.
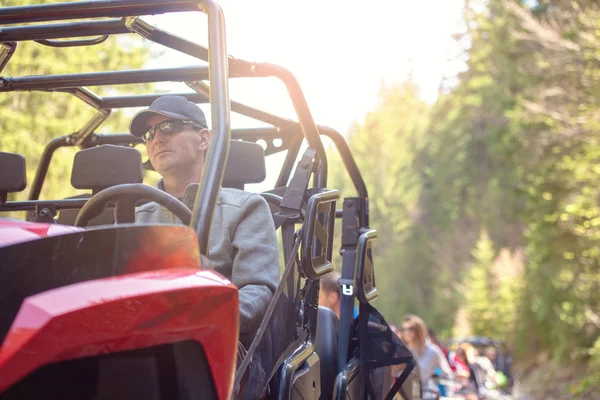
left=0, top=19, right=130, bottom=42
left=35, top=35, right=110, bottom=48
left=125, top=17, right=210, bottom=63
left=60, top=87, right=104, bottom=109
left=70, top=109, right=112, bottom=146
left=28, top=136, right=70, bottom=200
left=275, top=134, right=303, bottom=188
left=317, top=126, right=369, bottom=227
left=0, top=0, right=364, bottom=256
left=0, top=11, right=327, bottom=184
left=100, top=92, right=207, bottom=109
left=85, top=129, right=288, bottom=146
left=190, top=0, right=230, bottom=254
left=186, top=80, right=296, bottom=128
left=0, top=198, right=88, bottom=213
left=0, top=0, right=200, bottom=24
left=0, top=66, right=212, bottom=92
left=27, top=125, right=293, bottom=202
left=0, top=42, right=17, bottom=74
left=82, top=133, right=144, bottom=148
left=259, top=64, right=328, bottom=188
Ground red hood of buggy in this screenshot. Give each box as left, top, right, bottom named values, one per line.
left=0, top=219, right=240, bottom=399
left=0, top=219, right=84, bottom=247
left=0, top=268, right=239, bottom=399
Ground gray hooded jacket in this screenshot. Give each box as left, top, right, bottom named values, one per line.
left=135, top=181, right=280, bottom=347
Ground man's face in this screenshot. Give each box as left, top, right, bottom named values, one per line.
left=144, top=114, right=209, bottom=177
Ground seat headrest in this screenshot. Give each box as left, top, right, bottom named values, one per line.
left=142, top=140, right=266, bottom=190
left=0, top=152, right=26, bottom=194
left=71, top=145, right=143, bottom=191
left=222, top=140, right=266, bottom=189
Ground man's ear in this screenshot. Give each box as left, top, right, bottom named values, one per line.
left=198, top=128, right=211, bottom=152
left=329, top=291, right=340, bottom=306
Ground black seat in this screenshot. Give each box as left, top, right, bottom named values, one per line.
left=0, top=152, right=27, bottom=201
left=143, top=139, right=267, bottom=190
left=315, top=306, right=339, bottom=400
left=59, top=140, right=267, bottom=226
left=58, top=145, right=144, bottom=226
left=71, top=144, right=144, bottom=192
left=58, top=194, right=117, bottom=226
left=222, top=140, right=266, bottom=190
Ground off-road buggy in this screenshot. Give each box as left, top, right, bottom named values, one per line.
left=0, top=1, right=419, bottom=399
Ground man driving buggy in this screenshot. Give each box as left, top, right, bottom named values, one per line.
left=129, top=95, right=280, bottom=350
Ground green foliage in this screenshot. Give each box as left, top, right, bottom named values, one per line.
left=464, top=231, right=522, bottom=344
left=570, top=337, right=600, bottom=397
left=327, top=81, right=460, bottom=338
left=426, top=0, right=599, bottom=361
left=465, top=231, right=496, bottom=336
left=0, top=0, right=152, bottom=206
left=505, top=0, right=600, bottom=360
left=328, top=0, right=599, bottom=365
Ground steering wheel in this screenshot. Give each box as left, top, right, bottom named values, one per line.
left=75, top=183, right=192, bottom=227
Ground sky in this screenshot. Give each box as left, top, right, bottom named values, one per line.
left=143, top=0, right=466, bottom=135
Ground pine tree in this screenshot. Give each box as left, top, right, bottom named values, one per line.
left=465, top=230, right=495, bottom=337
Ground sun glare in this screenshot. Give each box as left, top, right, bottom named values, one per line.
left=144, top=0, right=465, bottom=134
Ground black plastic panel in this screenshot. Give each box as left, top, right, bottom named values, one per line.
left=0, top=341, right=217, bottom=400
left=71, top=145, right=143, bottom=190
left=0, top=152, right=26, bottom=194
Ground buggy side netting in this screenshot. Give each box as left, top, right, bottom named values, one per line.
left=234, top=234, right=306, bottom=399
left=354, top=303, right=417, bottom=400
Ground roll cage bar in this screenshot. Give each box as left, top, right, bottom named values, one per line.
left=0, top=0, right=373, bottom=375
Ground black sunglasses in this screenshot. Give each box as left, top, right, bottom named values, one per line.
left=142, top=119, right=202, bottom=142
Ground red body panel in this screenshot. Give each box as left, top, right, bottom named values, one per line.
left=0, top=268, right=239, bottom=399
left=0, top=219, right=83, bottom=247
left=0, top=221, right=240, bottom=400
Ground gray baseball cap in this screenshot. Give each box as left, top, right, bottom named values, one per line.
left=129, top=95, right=208, bottom=137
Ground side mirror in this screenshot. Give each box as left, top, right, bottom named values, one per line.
left=356, top=229, right=378, bottom=303
left=302, top=189, right=340, bottom=279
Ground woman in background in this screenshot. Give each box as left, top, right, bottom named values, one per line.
left=400, top=314, right=454, bottom=391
